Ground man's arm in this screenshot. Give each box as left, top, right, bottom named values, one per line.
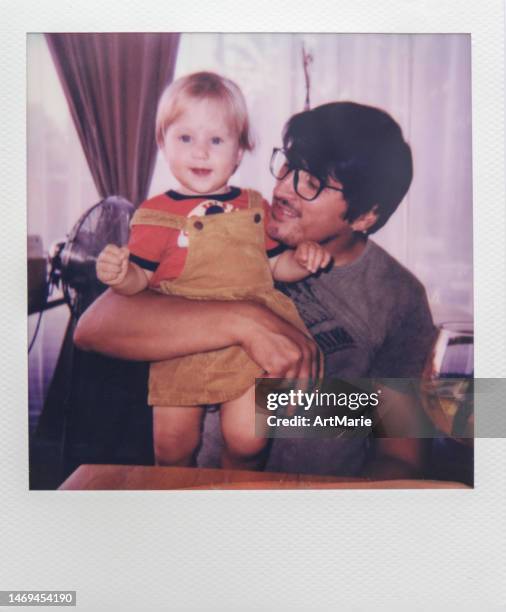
left=364, top=385, right=433, bottom=480
left=73, top=289, right=319, bottom=379
left=362, top=280, right=437, bottom=480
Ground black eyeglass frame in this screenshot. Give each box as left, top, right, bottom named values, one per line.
left=269, top=147, right=344, bottom=201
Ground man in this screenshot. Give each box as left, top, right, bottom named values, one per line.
left=75, top=101, right=435, bottom=479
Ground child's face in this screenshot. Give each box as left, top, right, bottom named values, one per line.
left=162, top=98, right=244, bottom=195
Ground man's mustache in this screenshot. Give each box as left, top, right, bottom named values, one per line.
left=272, top=196, right=299, bottom=215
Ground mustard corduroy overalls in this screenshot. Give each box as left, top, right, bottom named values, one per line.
left=130, top=189, right=311, bottom=406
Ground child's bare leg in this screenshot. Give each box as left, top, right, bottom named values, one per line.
left=220, top=385, right=268, bottom=471
left=153, top=405, right=204, bottom=466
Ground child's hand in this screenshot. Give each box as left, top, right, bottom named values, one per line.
left=96, top=244, right=130, bottom=287
left=294, top=241, right=332, bottom=274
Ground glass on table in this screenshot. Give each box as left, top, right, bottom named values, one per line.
left=420, top=321, right=474, bottom=441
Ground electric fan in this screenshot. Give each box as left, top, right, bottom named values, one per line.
left=29, top=195, right=134, bottom=354
left=60, top=195, right=134, bottom=317
left=31, top=195, right=134, bottom=322
left=29, top=195, right=146, bottom=489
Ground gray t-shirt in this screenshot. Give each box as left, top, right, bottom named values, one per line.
left=199, top=240, right=436, bottom=477
left=277, top=240, right=435, bottom=379
left=264, top=240, right=436, bottom=477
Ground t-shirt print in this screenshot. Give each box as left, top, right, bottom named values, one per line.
left=276, top=278, right=357, bottom=356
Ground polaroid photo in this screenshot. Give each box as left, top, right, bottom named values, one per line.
left=27, top=31, right=474, bottom=491
left=4, top=1, right=506, bottom=609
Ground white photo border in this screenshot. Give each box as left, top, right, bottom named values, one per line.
left=4, top=0, right=506, bottom=608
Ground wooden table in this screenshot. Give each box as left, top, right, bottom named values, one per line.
left=59, top=464, right=469, bottom=490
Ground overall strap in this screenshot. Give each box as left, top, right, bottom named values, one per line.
left=130, top=208, right=186, bottom=230
left=246, top=189, right=264, bottom=210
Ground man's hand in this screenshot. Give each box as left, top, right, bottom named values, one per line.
left=293, top=241, right=332, bottom=274
left=235, top=302, right=320, bottom=382
left=96, top=244, right=130, bottom=287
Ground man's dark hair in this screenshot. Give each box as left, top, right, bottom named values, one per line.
left=282, top=102, right=413, bottom=233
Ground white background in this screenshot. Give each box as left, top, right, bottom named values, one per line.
left=4, top=0, right=506, bottom=610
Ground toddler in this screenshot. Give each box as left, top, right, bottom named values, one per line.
left=96, top=72, right=330, bottom=470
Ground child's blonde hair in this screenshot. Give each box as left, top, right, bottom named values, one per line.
left=155, top=71, right=254, bottom=151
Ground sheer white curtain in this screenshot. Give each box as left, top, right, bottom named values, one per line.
left=28, top=34, right=99, bottom=429
left=150, top=33, right=473, bottom=322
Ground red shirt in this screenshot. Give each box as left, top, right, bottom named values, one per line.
left=128, top=187, right=278, bottom=287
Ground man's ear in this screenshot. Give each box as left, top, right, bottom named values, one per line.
left=350, top=206, right=379, bottom=233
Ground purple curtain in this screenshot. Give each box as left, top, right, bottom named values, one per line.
left=31, top=35, right=180, bottom=486
left=45, top=33, right=180, bottom=206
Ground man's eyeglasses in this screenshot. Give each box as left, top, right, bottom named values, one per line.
left=269, top=148, right=344, bottom=201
